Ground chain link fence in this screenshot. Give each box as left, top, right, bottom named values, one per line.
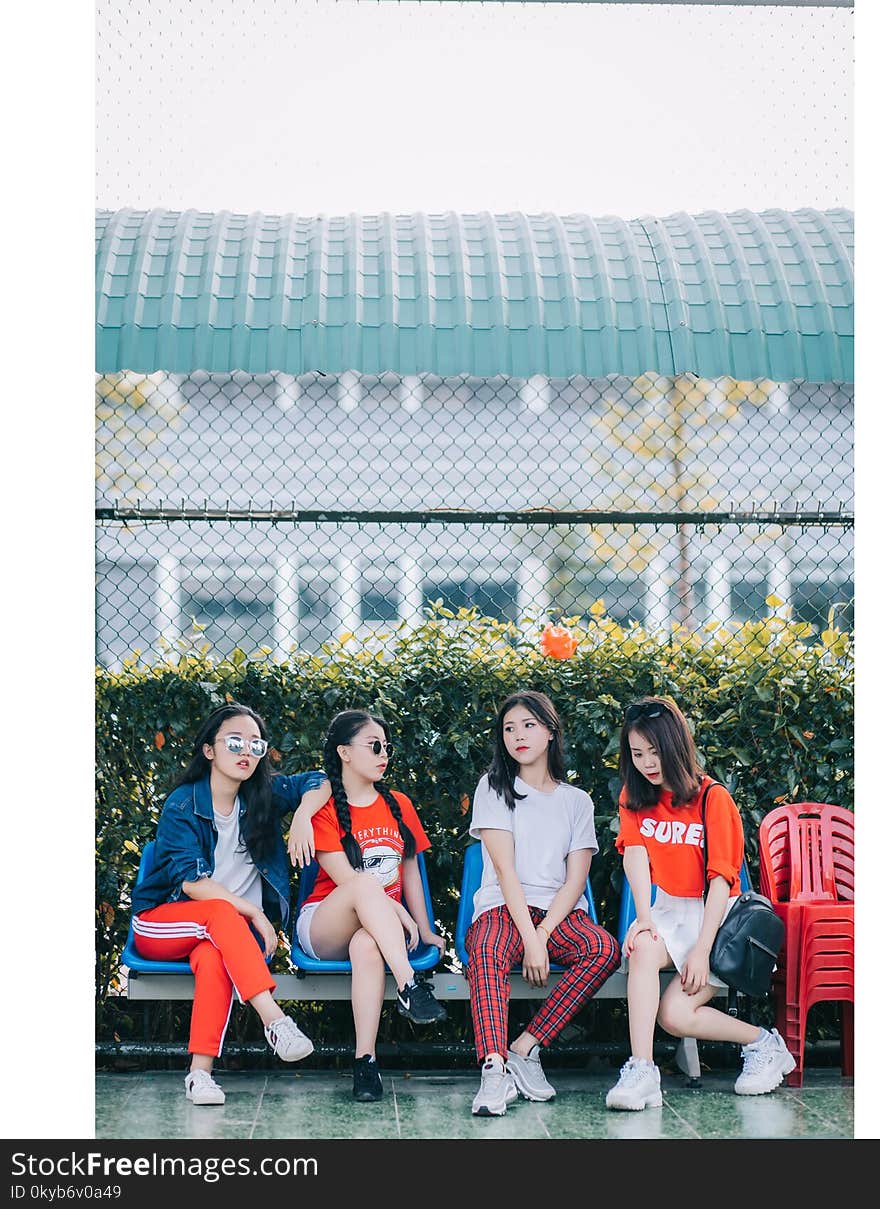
left=95, top=371, right=853, bottom=667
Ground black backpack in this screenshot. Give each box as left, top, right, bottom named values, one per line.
left=702, top=782, right=785, bottom=997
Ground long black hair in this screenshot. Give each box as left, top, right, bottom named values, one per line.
left=619, top=695, right=704, bottom=810
left=323, top=709, right=416, bottom=869
left=171, top=702, right=277, bottom=863
left=487, top=690, right=567, bottom=811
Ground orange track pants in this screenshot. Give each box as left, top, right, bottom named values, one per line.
left=133, top=899, right=276, bottom=1056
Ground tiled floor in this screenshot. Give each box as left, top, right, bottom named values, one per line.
left=95, top=1066, right=853, bottom=1141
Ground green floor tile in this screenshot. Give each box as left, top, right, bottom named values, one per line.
left=254, top=1073, right=402, bottom=1139
left=94, top=1067, right=854, bottom=1142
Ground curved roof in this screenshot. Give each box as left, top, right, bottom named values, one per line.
left=95, top=206, right=853, bottom=382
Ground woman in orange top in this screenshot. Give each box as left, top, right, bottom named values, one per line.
left=606, top=696, right=795, bottom=1111
left=293, top=709, right=447, bottom=1103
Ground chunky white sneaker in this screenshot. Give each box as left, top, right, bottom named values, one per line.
left=734, top=1028, right=797, bottom=1095
left=605, top=1057, right=663, bottom=1110
left=506, top=1046, right=556, bottom=1101
left=184, top=1068, right=226, bottom=1106
left=471, top=1059, right=519, bottom=1116
left=264, top=1014, right=315, bottom=1062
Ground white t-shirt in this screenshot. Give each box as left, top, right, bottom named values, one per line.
left=468, top=773, right=598, bottom=921
left=212, top=796, right=263, bottom=911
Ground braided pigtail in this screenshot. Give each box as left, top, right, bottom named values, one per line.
left=323, top=764, right=362, bottom=870
left=377, top=782, right=416, bottom=859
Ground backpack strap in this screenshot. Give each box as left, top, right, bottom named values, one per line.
left=700, top=778, right=740, bottom=1015
left=699, top=779, right=721, bottom=901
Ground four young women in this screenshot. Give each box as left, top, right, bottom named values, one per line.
left=130, top=692, right=796, bottom=1113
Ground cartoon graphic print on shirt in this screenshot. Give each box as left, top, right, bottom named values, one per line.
left=360, top=844, right=403, bottom=888
left=349, top=822, right=405, bottom=896
left=303, top=792, right=431, bottom=908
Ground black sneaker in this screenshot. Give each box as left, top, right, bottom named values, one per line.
left=396, top=976, right=448, bottom=1024
left=352, top=1055, right=383, bottom=1102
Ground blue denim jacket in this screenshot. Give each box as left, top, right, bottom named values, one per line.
left=130, top=770, right=326, bottom=931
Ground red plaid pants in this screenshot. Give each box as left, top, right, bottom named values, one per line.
left=465, top=904, right=621, bottom=1063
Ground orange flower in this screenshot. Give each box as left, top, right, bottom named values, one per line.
left=540, top=624, right=578, bottom=660
left=154, top=731, right=165, bottom=750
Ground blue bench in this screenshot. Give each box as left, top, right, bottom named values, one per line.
left=121, top=839, right=272, bottom=975
left=122, top=840, right=194, bottom=975
left=290, top=851, right=443, bottom=974
left=454, top=841, right=599, bottom=968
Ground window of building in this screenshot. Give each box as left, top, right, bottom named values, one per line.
left=728, top=577, right=769, bottom=623
left=792, top=578, right=854, bottom=634
left=297, top=575, right=337, bottom=653
left=360, top=573, right=401, bottom=622
left=422, top=577, right=519, bottom=622
left=178, top=589, right=276, bottom=660
left=552, top=575, right=646, bottom=627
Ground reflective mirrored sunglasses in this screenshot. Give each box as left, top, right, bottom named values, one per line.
left=351, top=740, right=394, bottom=758
left=624, top=701, right=670, bottom=725
left=223, top=735, right=268, bottom=758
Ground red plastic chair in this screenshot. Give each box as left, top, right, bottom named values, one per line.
left=759, top=802, right=854, bottom=904
left=781, top=904, right=854, bottom=1083
left=757, top=803, right=854, bottom=1087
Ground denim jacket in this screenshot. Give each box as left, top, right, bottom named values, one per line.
left=130, top=770, right=327, bottom=931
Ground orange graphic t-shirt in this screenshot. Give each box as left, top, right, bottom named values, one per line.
left=615, top=776, right=743, bottom=898
left=302, top=790, right=430, bottom=907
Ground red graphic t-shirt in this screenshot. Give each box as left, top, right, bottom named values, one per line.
left=615, top=776, right=743, bottom=898
left=302, top=790, right=430, bottom=907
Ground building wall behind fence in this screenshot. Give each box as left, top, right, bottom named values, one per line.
left=95, top=370, right=853, bottom=667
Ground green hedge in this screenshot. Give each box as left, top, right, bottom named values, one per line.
left=96, top=607, right=853, bottom=1046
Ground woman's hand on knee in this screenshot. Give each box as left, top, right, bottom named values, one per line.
left=680, top=945, right=710, bottom=995
left=624, top=916, right=658, bottom=958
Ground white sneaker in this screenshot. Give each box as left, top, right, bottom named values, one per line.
left=506, top=1046, right=556, bottom=1101
left=471, top=1059, right=519, bottom=1116
left=264, top=1014, right=315, bottom=1062
left=184, top=1068, right=226, bottom=1106
left=605, top=1057, right=663, bottom=1111
left=734, top=1028, right=797, bottom=1095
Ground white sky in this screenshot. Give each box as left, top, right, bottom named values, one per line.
left=96, top=0, right=852, bottom=217
left=3, top=0, right=875, bottom=1145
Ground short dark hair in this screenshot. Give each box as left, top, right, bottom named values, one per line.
left=619, top=696, right=703, bottom=810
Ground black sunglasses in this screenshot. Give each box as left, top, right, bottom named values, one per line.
left=350, top=739, right=394, bottom=758
left=624, top=701, right=670, bottom=724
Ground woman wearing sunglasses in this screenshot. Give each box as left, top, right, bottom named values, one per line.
left=606, top=695, right=795, bottom=1111
left=293, top=709, right=447, bottom=1103
left=130, top=702, right=332, bottom=1106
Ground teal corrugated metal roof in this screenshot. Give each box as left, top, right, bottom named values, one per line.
left=95, top=207, right=853, bottom=382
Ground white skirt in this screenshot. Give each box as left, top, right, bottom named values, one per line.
left=651, top=887, right=736, bottom=989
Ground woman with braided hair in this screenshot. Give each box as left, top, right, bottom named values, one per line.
left=292, top=709, right=447, bottom=1102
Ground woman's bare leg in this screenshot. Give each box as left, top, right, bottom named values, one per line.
left=657, top=981, right=762, bottom=1045
left=625, top=933, right=671, bottom=1060
left=308, top=874, right=414, bottom=989
left=349, top=928, right=386, bottom=1056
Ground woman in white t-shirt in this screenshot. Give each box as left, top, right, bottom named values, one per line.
left=465, top=690, right=621, bottom=1117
